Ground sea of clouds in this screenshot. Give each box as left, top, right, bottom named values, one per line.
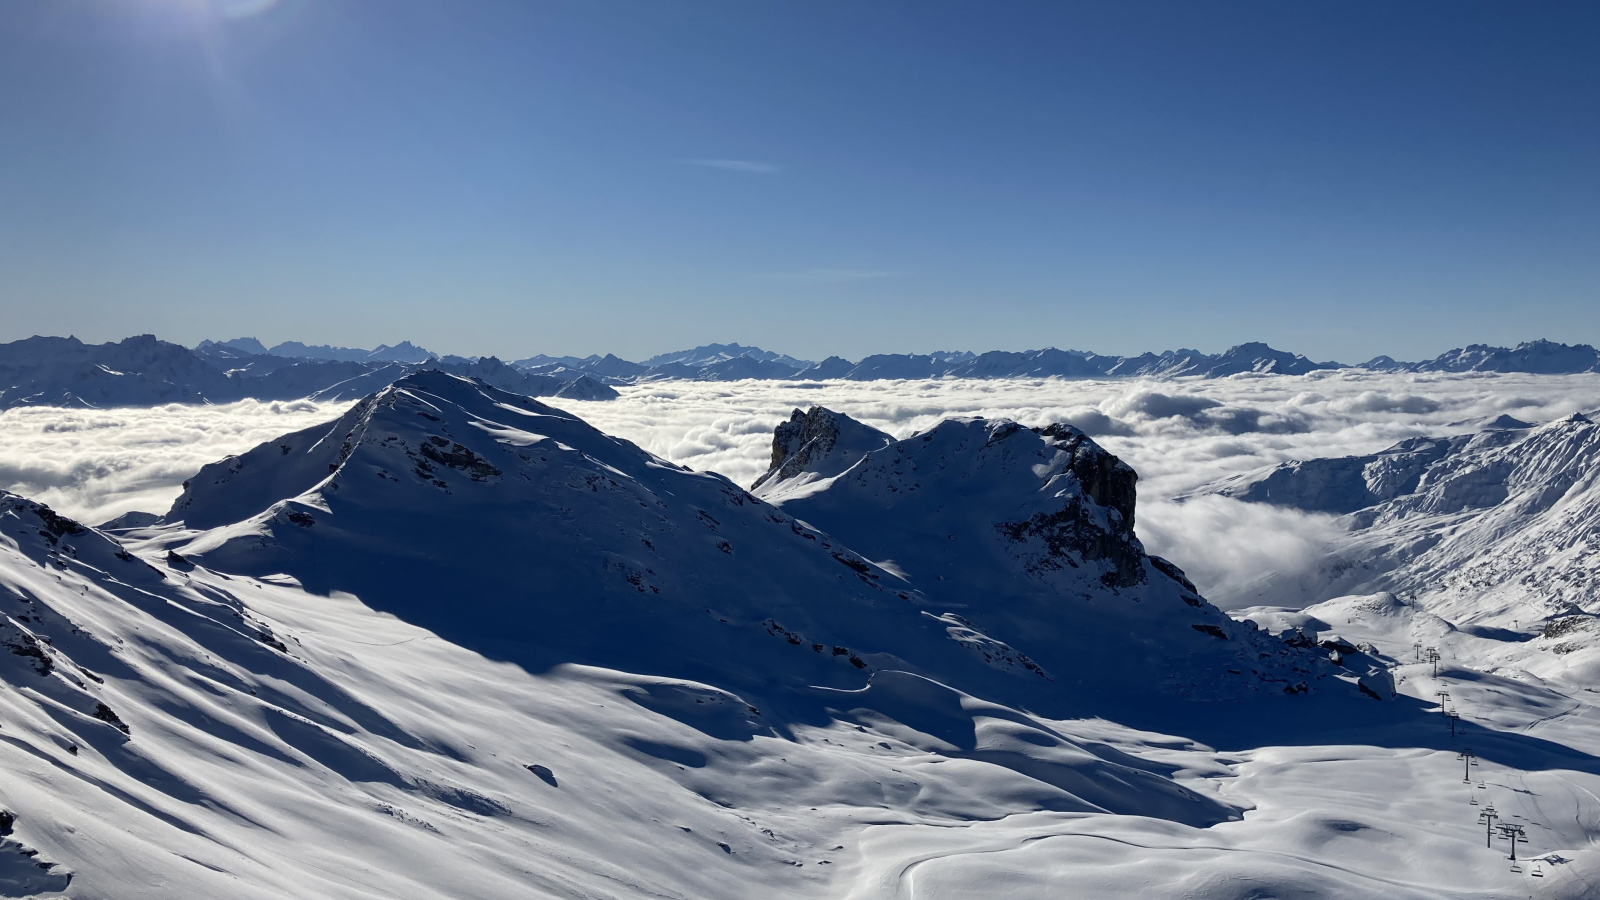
left=546, top=370, right=1600, bottom=606
left=6, top=371, right=1597, bottom=607
left=0, top=399, right=355, bottom=526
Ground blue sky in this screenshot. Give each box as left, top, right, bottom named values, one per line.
left=1, top=1, right=1597, bottom=362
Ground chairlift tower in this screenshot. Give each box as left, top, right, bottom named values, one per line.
left=1457, top=748, right=1477, bottom=783
left=1478, top=805, right=1499, bottom=848
left=1426, top=647, right=1442, bottom=677
left=1497, top=822, right=1528, bottom=870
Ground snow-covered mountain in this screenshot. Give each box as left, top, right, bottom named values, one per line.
left=4, top=375, right=1598, bottom=897
left=258, top=340, right=438, bottom=364
left=1207, top=413, right=1600, bottom=684
left=158, top=374, right=1331, bottom=708
left=641, top=343, right=815, bottom=371
left=0, top=336, right=611, bottom=409
left=423, top=356, right=618, bottom=401
left=553, top=342, right=1344, bottom=385
left=196, top=336, right=270, bottom=357
left=0, top=335, right=237, bottom=408
left=748, top=406, right=1370, bottom=702
left=1364, top=339, right=1600, bottom=374
left=19, top=335, right=1599, bottom=405
left=198, top=338, right=438, bottom=364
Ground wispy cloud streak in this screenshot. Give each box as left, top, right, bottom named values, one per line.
left=682, top=158, right=781, bottom=174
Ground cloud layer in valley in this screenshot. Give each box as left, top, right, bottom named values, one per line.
left=6, top=371, right=1597, bottom=607
left=546, top=371, right=1600, bottom=605
left=0, top=399, right=354, bottom=526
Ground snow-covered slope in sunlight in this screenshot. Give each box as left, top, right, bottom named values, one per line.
left=1213, top=413, right=1600, bottom=685
left=1, top=490, right=1257, bottom=899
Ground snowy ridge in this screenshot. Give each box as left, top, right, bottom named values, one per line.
left=157, top=372, right=1329, bottom=707
left=1212, top=413, right=1600, bottom=684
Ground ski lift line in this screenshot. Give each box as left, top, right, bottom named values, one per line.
left=1497, top=822, right=1529, bottom=863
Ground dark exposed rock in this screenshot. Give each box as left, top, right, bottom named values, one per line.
left=93, top=701, right=130, bottom=734
left=996, top=429, right=1146, bottom=588
left=752, top=407, right=892, bottom=490
left=1281, top=628, right=1317, bottom=649
left=1035, top=423, right=1138, bottom=529
left=3, top=627, right=53, bottom=676
left=830, top=552, right=873, bottom=575
left=31, top=505, right=84, bottom=538
left=996, top=502, right=1147, bottom=588
left=1543, top=616, right=1596, bottom=639
left=1148, top=556, right=1198, bottom=593
left=419, top=437, right=502, bottom=481
left=1191, top=624, right=1229, bottom=640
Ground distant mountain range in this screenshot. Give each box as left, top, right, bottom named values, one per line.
left=0, top=335, right=614, bottom=410
left=1, top=336, right=1596, bottom=410
left=515, top=339, right=1600, bottom=385
left=197, top=338, right=436, bottom=364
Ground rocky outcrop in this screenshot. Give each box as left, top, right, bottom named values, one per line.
left=1035, top=423, right=1138, bottom=529
left=751, top=407, right=894, bottom=492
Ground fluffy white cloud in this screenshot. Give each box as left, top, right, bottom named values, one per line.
left=6, top=370, right=1597, bottom=607
left=549, top=371, right=1600, bottom=606
left=0, top=399, right=354, bottom=526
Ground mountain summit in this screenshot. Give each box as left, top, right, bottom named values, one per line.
left=749, top=407, right=1351, bottom=703
left=161, top=375, right=1339, bottom=711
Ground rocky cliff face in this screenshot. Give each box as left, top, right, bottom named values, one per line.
left=997, top=423, right=1143, bottom=588
left=751, top=406, right=894, bottom=493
